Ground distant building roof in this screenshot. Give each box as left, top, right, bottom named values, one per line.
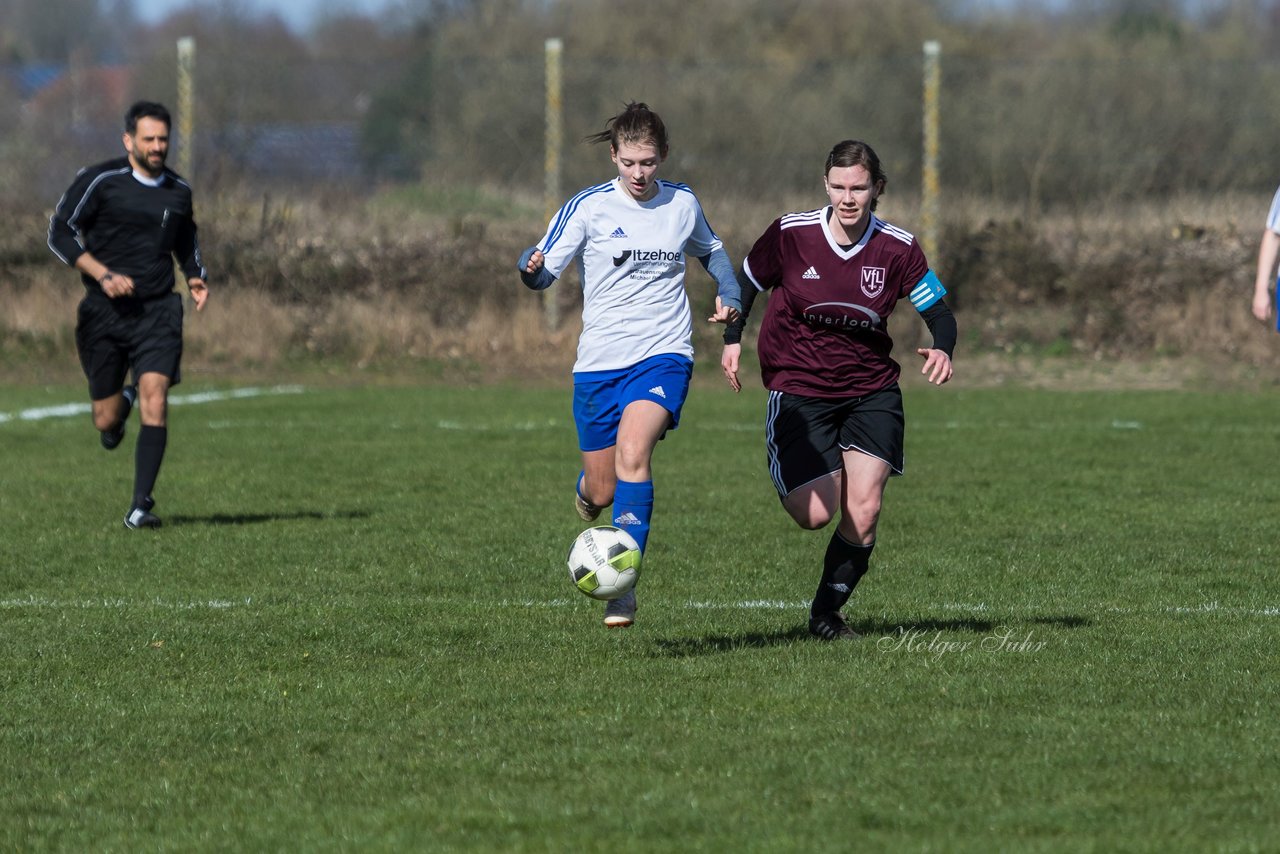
left=3, top=63, right=66, bottom=99
left=23, top=65, right=134, bottom=127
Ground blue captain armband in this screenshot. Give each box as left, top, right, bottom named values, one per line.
left=909, top=269, right=947, bottom=312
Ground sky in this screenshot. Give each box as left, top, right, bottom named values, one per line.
left=133, top=0, right=398, bottom=33
left=129, top=0, right=1216, bottom=34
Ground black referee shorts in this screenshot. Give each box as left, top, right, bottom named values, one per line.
left=764, top=384, right=905, bottom=498
left=75, top=291, right=183, bottom=400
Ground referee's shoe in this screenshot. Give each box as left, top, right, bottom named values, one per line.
left=101, top=385, right=137, bottom=450
left=124, top=496, right=160, bottom=530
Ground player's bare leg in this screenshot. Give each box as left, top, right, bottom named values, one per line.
left=837, top=449, right=891, bottom=546
left=577, top=399, right=667, bottom=521
left=782, top=471, right=842, bottom=530
left=93, top=386, right=137, bottom=451
left=577, top=447, right=615, bottom=521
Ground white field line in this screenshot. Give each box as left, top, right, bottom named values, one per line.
left=0, top=385, right=305, bottom=425
left=436, top=419, right=562, bottom=431
left=926, top=600, right=1280, bottom=618
left=0, top=596, right=1275, bottom=618
left=0, top=596, right=250, bottom=610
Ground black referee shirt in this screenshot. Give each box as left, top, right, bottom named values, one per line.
left=48, top=157, right=207, bottom=301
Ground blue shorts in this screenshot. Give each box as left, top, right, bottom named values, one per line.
left=573, top=354, right=694, bottom=452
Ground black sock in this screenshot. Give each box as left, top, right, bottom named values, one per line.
left=810, top=531, right=874, bottom=618
left=133, top=425, right=167, bottom=509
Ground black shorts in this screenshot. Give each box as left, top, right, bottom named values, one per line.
left=764, top=385, right=905, bottom=498
left=75, top=292, right=183, bottom=400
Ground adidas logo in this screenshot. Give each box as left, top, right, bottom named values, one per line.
left=802, top=266, right=821, bottom=280
left=610, top=227, right=627, bottom=238
left=648, top=385, right=666, bottom=399
left=826, top=582, right=851, bottom=593
left=615, top=512, right=641, bottom=527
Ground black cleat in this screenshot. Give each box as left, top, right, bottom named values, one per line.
left=100, top=424, right=125, bottom=450
left=124, top=505, right=161, bottom=530
left=809, top=611, right=860, bottom=641
left=100, top=385, right=136, bottom=450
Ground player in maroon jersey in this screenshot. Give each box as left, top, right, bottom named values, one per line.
left=722, top=139, right=956, bottom=640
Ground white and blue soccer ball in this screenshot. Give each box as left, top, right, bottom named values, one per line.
left=566, top=526, right=642, bottom=601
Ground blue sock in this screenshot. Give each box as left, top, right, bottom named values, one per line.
left=612, top=479, right=654, bottom=553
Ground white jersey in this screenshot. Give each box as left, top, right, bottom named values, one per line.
left=537, top=177, right=724, bottom=373
left=1268, top=184, right=1280, bottom=233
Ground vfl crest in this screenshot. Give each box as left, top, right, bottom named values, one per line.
left=861, top=266, right=886, bottom=298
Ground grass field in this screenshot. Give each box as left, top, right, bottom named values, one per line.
left=1, top=377, right=1276, bottom=851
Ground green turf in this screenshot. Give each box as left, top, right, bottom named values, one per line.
left=1, top=381, right=1276, bottom=851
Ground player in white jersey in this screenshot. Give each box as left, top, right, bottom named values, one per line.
left=1251, top=183, right=1280, bottom=326
left=518, top=102, right=741, bottom=628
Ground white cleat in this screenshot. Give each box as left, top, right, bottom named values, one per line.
left=603, top=589, right=637, bottom=628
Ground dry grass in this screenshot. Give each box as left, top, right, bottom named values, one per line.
left=2, top=277, right=581, bottom=384
left=298, top=296, right=579, bottom=373
left=6, top=188, right=1280, bottom=389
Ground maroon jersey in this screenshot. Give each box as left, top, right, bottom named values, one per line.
left=744, top=207, right=929, bottom=398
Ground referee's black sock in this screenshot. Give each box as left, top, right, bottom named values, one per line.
left=133, top=425, right=167, bottom=509
left=809, top=531, right=874, bottom=618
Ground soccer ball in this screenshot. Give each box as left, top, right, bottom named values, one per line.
left=566, top=526, right=642, bottom=601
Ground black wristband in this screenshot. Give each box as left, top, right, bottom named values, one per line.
left=919, top=299, right=957, bottom=359
left=723, top=270, right=760, bottom=345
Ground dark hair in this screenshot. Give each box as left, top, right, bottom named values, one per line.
left=825, top=139, right=886, bottom=210
left=585, top=101, right=669, bottom=158
left=125, top=101, right=171, bottom=134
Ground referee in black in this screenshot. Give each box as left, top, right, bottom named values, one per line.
left=48, top=100, right=209, bottom=530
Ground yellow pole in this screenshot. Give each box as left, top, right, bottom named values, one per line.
left=922, top=40, right=940, bottom=263
left=176, top=37, right=195, bottom=181
left=543, top=38, right=563, bottom=330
